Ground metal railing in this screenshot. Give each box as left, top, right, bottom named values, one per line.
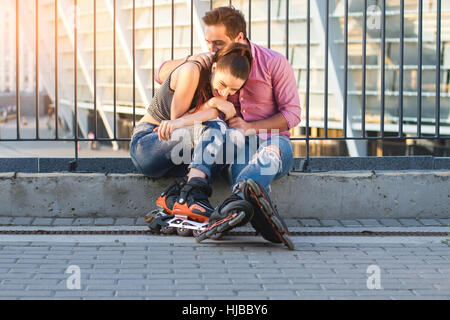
left=0, top=0, right=449, bottom=167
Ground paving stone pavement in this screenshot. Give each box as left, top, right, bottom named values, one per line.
left=0, top=217, right=449, bottom=300
left=0, top=232, right=449, bottom=300
left=1, top=217, right=450, bottom=228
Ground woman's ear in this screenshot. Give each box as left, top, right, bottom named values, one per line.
left=211, top=62, right=217, bottom=73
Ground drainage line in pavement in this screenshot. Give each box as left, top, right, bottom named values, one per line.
left=0, top=230, right=448, bottom=237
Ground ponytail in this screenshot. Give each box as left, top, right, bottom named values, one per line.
left=214, top=43, right=253, bottom=80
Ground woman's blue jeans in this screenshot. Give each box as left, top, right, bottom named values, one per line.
left=130, top=120, right=294, bottom=194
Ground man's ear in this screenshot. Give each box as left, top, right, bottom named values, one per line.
left=212, top=62, right=217, bottom=73
left=234, top=32, right=246, bottom=44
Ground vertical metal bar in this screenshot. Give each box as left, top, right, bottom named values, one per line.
left=324, top=0, right=329, bottom=138
left=16, top=0, right=21, bottom=140
left=113, top=0, right=117, bottom=140
left=417, top=0, right=423, bottom=137
left=362, top=0, right=367, bottom=138
left=248, top=0, right=251, bottom=40
left=171, top=0, right=174, bottom=60
left=35, top=0, right=40, bottom=139
left=285, top=0, right=289, bottom=59
left=152, top=0, right=155, bottom=97
left=380, top=0, right=386, bottom=139
left=343, top=0, right=348, bottom=138
left=210, top=0, right=213, bottom=11
left=94, top=0, right=97, bottom=138
left=74, top=0, right=78, bottom=160
left=435, top=0, right=441, bottom=137
left=133, top=0, right=136, bottom=128
left=306, top=0, right=310, bottom=160
left=190, top=0, right=193, bottom=55
left=267, top=0, right=271, bottom=49
left=55, top=0, right=59, bottom=139
left=399, top=0, right=404, bottom=138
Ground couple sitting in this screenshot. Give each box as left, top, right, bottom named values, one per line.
left=130, top=6, right=301, bottom=250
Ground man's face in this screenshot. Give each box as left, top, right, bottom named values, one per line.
left=204, top=24, right=234, bottom=53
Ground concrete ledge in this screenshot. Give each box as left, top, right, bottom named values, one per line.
left=1, top=171, right=449, bottom=219
left=2, top=156, right=450, bottom=173
left=0, top=158, right=138, bottom=173
left=295, top=156, right=450, bottom=171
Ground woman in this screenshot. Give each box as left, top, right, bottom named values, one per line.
left=130, top=43, right=254, bottom=228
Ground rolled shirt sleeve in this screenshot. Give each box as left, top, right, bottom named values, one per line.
left=270, top=55, right=302, bottom=130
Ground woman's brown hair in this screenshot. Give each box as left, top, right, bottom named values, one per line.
left=194, top=43, right=253, bottom=108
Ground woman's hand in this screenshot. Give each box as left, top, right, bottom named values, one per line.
left=207, top=97, right=236, bottom=121
left=153, top=119, right=184, bottom=141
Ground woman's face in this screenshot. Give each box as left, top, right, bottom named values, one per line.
left=210, top=67, right=246, bottom=99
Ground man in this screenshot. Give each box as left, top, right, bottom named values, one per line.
left=154, top=6, right=301, bottom=249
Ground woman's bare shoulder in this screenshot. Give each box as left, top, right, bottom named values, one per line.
left=171, top=62, right=202, bottom=90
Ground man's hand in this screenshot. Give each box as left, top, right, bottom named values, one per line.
left=228, top=116, right=256, bottom=136
left=187, top=52, right=214, bottom=70
left=207, top=97, right=236, bottom=120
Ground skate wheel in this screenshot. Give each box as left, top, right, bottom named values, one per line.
left=195, top=232, right=208, bottom=243
left=259, top=198, right=284, bottom=231
left=144, top=213, right=156, bottom=224
left=258, top=197, right=273, bottom=216
left=192, top=230, right=202, bottom=238
left=161, top=225, right=176, bottom=235
left=281, top=234, right=295, bottom=251
left=210, top=232, right=223, bottom=241
left=228, top=211, right=246, bottom=227
left=217, top=222, right=230, bottom=233
left=247, top=179, right=262, bottom=198
left=144, top=216, right=154, bottom=224
left=176, top=228, right=193, bottom=237
left=258, top=197, right=286, bottom=235
left=269, top=216, right=285, bottom=234
left=205, top=226, right=218, bottom=238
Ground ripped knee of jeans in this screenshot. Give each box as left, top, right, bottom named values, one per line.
left=250, top=145, right=282, bottom=176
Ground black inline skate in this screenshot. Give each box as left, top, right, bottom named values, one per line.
left=195, top=192, right=254, bottom=243
left=241, top=179, right=294, bottom=250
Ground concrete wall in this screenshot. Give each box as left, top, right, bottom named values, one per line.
left=1, top=171, right=449, bottom=219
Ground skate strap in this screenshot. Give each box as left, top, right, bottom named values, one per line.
left=179, top=179, right=212, bottom=201
left=179, top=184, right=210, bottom=203
left=162, top=178, right=186, bottom=196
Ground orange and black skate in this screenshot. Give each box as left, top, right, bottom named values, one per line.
left=145, top=177, right=187, bottom=233
left=147, top=177, right=220, bottom=238
left=172, top=177, right=215, bottom=223
left=164, top=177, right=217, bottom=237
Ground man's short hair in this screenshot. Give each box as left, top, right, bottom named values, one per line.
left=202, top=6, right=247, bottom=40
